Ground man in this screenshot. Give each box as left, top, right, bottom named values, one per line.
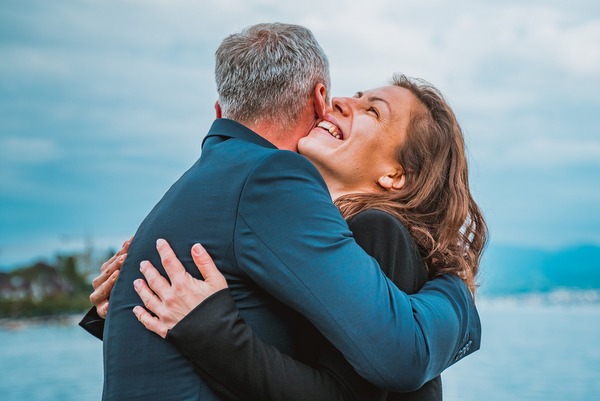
left=81, top=23, right=480, bottom=400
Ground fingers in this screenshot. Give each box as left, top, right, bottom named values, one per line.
left=97, top=301, right=109, bottom=319
left=132, top=243, right=224, bottom=339
left=139, top=260, right=171, bottom=299
left=99, top=253, right=121, bottom=276
left=191, top=244, right=227, bottom=289
left=89, top=237, right=133, bottom=317
left=134, top=278, right=163, bottom=317
left=90, top=270, right=119, bottom=307
left=190, top=243, right=215, bottom=279
left=133, top=306, right=168, bottom=338
left=156, top=239, right=186, bottom=282
left=93, top=254, right=126, bottom=290
left=123, top=236, right=133, bottom=251
left=100, top=237, right=132, bottom=274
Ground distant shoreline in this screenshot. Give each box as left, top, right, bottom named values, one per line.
left=3, top=289, right=600, bottom=332
left=0, top=312, right=85, bottom=331
left=478, top=288, right=600, bottom=306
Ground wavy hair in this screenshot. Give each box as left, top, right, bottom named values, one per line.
left=335, top=75, right=487, bottom=293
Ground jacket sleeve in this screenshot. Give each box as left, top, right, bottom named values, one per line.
left=165, top=210, right=424, bottom=401
left=78, top=307, right=105, bottom=340
left=167, top=289, right=381, bottom=401
left=347, top=210, right=442, bottom=399
left=233, top=151, right=480, bottom=392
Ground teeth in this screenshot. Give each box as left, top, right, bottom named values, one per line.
left=318, top=121, right=342, bottom=140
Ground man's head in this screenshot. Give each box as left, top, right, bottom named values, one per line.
left=215, top=23, right=330, bottom=133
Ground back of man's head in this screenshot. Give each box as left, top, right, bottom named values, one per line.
left=215, top=23, right=330, bottom=128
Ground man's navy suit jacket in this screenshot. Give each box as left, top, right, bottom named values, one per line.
left=101, top=119, right=481, bottom=400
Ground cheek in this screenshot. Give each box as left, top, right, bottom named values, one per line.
left=355, top=135, right=383, bottom=159
left=368, top=132, right=397, bottom=157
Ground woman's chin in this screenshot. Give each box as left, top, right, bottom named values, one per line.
left=297, top=136, right=316, bottom=157
left=298, top=139, right=323, bottom=163
left=298, top=134, right=339, bottom=157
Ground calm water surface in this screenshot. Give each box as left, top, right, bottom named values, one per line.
left=1, top=301, right=599, bottom=401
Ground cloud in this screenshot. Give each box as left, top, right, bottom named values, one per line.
left=1, top=0, right=599, bottom=266
left=504, top=138, right=600, bottom=168
left=0, top=137, right=62, bottom=164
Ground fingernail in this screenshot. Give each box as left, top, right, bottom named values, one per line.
left=133, top=279, right=141, bottom=290
left=140, top=260, right=148, bottom=271
left=156, top=238, right=166, bottom=248
left=192, top=244, right=204, bottom=256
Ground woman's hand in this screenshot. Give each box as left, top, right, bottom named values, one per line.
left=90, top=237, right=132, bottom=318
left=133, top=239, right=228, bottom=338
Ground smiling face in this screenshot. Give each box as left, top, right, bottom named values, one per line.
left=298, top=85, right=418, bottom=199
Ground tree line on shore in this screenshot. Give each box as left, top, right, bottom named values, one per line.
left=0, top=251, right=112, bottom=318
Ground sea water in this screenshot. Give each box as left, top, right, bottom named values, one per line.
left=444, top=298, right=600, bottom=401
left=1, top=300, right=599, bottom=401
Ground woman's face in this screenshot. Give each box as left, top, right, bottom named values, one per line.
left=298, top=85, right=416, bottom=198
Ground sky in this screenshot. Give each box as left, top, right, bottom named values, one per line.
left=1, top=0, right=599, bottom=268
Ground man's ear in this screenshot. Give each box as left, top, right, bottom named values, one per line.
left=377, top=171, right=406, bottom=191
left=313, top=83, right=328, bottom=119
left=214, top=101, right=222, bottom=119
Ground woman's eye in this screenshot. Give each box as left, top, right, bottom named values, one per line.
left=367, top=107, right=380, bottom=118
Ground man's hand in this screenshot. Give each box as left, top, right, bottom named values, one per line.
left=133, top=239, right=228, bottom=338
left=90, top=237, right=132, bottom=318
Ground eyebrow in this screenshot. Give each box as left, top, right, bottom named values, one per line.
left=355, top=91, right=391, bottom=112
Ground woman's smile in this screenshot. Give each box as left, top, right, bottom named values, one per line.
left=316, top=120, right=344, bottom=140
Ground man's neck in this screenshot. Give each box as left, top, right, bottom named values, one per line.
left=245, top=102, right=319, bottom=152
left=248, top=120, right=313, bottom=152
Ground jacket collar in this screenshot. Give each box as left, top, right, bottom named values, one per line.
left=202, top=119, right=278, bottom=150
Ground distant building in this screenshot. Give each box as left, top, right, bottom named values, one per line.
left=0, top=262, right=72, bottom=302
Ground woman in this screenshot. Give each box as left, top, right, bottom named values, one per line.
left=90, top=75, right=487, bottom=400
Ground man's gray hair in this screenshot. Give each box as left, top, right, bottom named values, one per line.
left=215, top=23, right=330, bottom=127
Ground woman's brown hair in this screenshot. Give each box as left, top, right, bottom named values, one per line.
left=335, top=74, right=487, bottom=293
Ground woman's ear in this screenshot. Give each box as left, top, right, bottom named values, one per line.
left=313, top=83, right=328, bottom=119
left=377, top=171, right=406, bottom=191
left=214, top=101, right=222, bottom=119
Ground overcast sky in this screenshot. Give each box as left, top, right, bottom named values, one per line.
left=1, top=0, right=599, bottom=267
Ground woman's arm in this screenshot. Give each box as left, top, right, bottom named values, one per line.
left=168, top=289, right=371, bottom=401
left=134, top=240, right=377, bottom=401
left=160, top=210, right=430, bottom=401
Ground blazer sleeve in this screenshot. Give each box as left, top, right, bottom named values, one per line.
left=166, top=209, right=436, bottom=401
left=166, top=210, right=424, bottom=401
left=233, top=151, right=480, bottom=392
left=168, top=289, right=380, bottom=401
left=79, top=307, right=105, bottom=340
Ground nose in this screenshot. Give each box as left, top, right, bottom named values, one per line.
left=331, top=97, right=352, bottom=116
